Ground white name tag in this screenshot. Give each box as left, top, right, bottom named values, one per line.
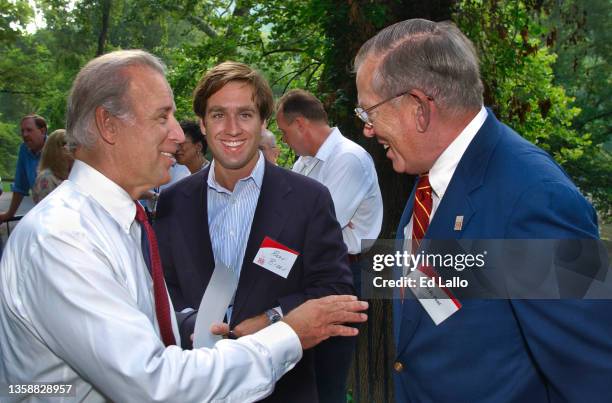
left=253, top=236, right=299, bottom=279
left=406, top=266, right=461, bottom=325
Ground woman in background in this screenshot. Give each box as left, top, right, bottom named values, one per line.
left=176, top=120, right=209, bottom=174
left=32, top=129, right=74, bottom=204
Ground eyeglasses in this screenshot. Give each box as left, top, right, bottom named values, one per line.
left=354, top=90, right=410, bottom=127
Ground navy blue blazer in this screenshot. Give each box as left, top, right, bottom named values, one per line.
left=154, top=160, right=354, bottom=403
left=393, top=110, right=612, bottom=402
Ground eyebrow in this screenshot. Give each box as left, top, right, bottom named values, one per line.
left=154, top=105, right=174, bottom=115
left=207, top=105, right=257, bottom=113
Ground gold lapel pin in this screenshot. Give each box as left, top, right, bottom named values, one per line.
left=454, top=215, right=464, bottom=231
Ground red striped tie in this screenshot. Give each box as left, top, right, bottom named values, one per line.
left=401, top=174, right=433, bottom=300
left=411, top=173, right=433, bottom=253
left=134, top=202, right=176, bottom=346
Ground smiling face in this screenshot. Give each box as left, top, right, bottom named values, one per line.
left=200, top=80, right=264, bottom=188
left=112, top=66, right=184, bottom=197
left=21, top=118, right=46, bottom=153
left=356, top=58, right=429, bottom=175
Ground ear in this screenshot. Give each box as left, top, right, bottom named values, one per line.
left=294, top=116, right=306, bottom=132
left=199, top=119, right=206, bottom=136
left=95, top=107, right=118, bottom=145
left=411, top=89, right=432, bottom=133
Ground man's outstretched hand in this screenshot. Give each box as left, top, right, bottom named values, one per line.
left=209, top=295, right=368, bottom=350
left=284, top=295, right=367, bottom=350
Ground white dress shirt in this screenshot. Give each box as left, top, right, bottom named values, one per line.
left=403, top=106, right=488, bottom=243
left=292, top=128, right=383, bottom=254
left=207, top=152, right=271, bottom=320
left=0, top=160, right=301, bottom=402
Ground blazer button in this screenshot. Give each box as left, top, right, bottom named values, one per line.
left=393, top=361, right=404, bottom=372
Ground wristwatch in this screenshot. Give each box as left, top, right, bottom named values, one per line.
left=265, top=308, right=282, bottom=325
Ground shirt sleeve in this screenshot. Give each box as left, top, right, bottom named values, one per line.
left=11, top=144, right=30, bottom=195
left=19, top=227, right=302, bottom=402
left=319, top=152, right=371, bottom=227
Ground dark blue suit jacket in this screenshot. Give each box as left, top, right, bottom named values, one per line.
left=394, top=110, right=612, bottom=402
left=154, top=160, right=354, bottom=403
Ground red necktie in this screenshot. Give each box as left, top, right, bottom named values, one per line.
left=401, top=174, right=433, bottom=300
left=134, top=202, right=176, bottom=346
left=411, top=173, right=433, bottom=253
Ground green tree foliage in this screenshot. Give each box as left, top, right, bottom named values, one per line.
left=543, top=0, right=611, bottom=219
left=0, top=0, right=32, bottom=43
left=0, top=0, right=608, bottom=220
left=0, top=118, right=20, bottom=178
left=455, top=0, right=610, bottom=220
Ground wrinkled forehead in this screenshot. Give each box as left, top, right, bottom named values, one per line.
left=124, top=66, right=174, bottom=111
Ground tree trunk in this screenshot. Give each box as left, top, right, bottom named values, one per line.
left=96, top=0, right=112, bottom=56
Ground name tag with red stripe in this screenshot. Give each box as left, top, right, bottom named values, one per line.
left=406, top=266, right=462, bottom=325
left=253, top=236, right=299, bottom=279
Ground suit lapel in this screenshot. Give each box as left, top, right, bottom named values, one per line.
left=180, top=167, right=215, bottom=295
left=230, top=162, right=291, bottom=324
left=428, top=109, right=502, bottom=239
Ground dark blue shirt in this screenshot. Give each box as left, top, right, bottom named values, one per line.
left=11, top=143, right=41, bottom=195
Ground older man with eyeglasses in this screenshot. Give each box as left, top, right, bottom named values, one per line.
left=354, top=18, right=611, bottom=403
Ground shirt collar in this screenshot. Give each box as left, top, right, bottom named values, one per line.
left=68, top=159, right=137, bottom=233
left=429, top=106, right=487, bottom=199
left=207, top=150, right=265, bottom=193
left=314, top=127, right=342, bottom=162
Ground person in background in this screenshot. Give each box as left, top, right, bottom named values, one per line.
left=177, top=120, right=209, bottom=173
left=32, top=129, right=74, bottom=204
left=259, top=129, right=280, bottom=165
left=0, top=114, right=47, bottom=222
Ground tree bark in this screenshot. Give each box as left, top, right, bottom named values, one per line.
left=96, top=0, right=112, bottom=56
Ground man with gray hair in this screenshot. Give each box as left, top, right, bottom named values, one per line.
left=259, top=129, right=280, bottom=164
left=0, top=49, right=368, bottom=402
left=354, top=18, right=611, bottom=402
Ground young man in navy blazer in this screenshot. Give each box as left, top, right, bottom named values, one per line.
left=154, top=61, right=355, bottom=403
left=354, top=18, right=612, bottom=403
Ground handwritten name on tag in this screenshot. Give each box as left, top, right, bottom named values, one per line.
left=253, top=236, right=299, bottom=279
left=406, top=267, right=462, bottom=325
